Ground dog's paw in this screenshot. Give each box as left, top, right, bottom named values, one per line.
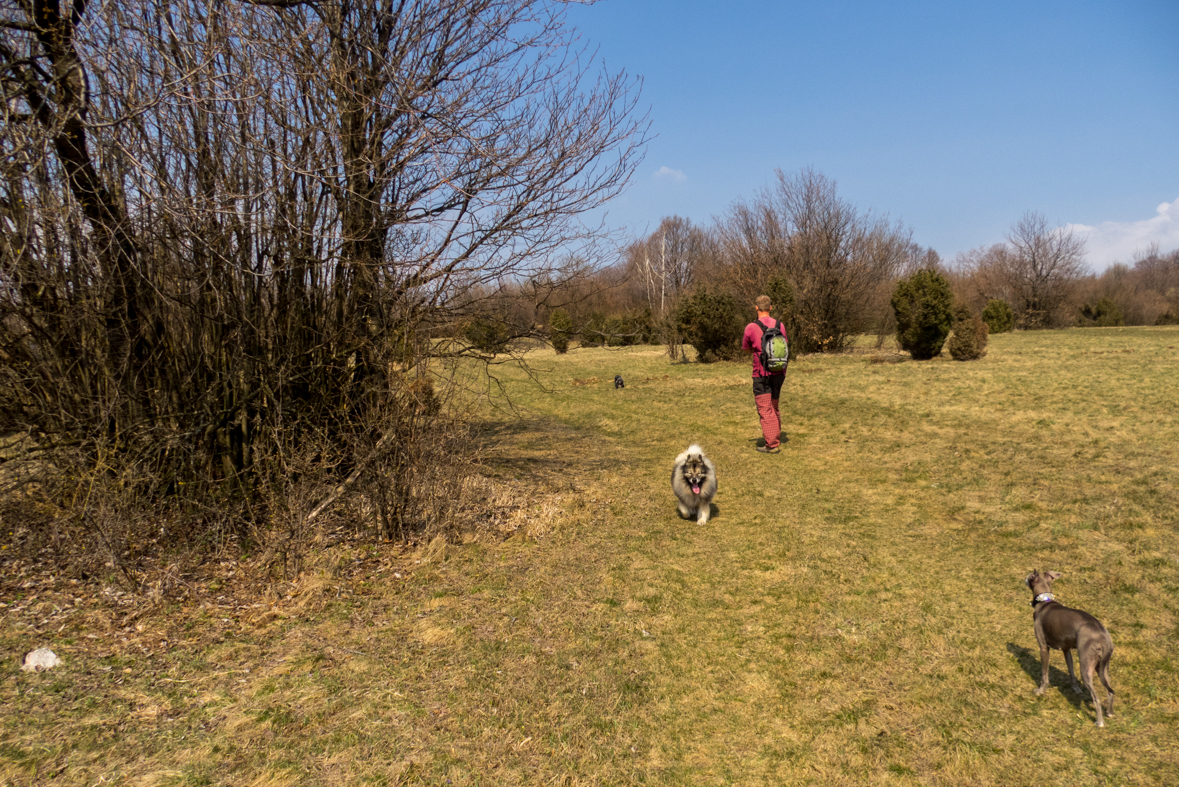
left=1034, top=687, right=1046, bottom=696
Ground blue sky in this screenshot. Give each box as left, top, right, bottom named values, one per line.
left=567, top=0, right=1179, bottom=271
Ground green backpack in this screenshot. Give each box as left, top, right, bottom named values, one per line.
left=756, top=319, right=790, bottom=373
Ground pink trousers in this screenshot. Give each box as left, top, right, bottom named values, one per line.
left=755, top=393, right=781, bottom=449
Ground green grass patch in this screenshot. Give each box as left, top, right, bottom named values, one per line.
left=3, top=328, right=1179, bottom=785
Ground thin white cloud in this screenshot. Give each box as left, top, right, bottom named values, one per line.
left=654, top=166, right=687, bottom=183
left=1067, top=198, right=1179, bottom=270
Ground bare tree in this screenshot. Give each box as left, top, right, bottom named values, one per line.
left=951, top=244, right=1016, bottom=312
left=0, top=0, right=648, bottom=552
left=712, top=196, right=791, bottom=305
left=1001, top=211, right=1088, bottom=328
left=1133, top=244, right=1179, bottom=323
left=1073, top=263, right=1136, bottom=325
left=1, top=0, right=157, bottom=425
left=716, top=168, right=911, bottom=353
left=649, top=215, right=711, bottom=299
left=626, top=215, right=714, bottom=357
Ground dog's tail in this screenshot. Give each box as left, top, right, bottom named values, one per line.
left=1098, top=643, right=1115, bottom=707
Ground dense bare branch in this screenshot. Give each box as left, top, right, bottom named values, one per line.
left=714, top=168, right=911, bottom=352
left=0, top=0, right=647, bottom=550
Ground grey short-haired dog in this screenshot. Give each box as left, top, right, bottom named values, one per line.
left=1026, top=570, right=1115, bottom=727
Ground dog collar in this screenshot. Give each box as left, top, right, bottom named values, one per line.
left=1032, top=592, right=1056, bottom=607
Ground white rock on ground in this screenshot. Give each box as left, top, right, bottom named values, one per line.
left=21, top=648, right=63, bottom=672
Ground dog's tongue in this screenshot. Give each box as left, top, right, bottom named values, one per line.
left=691, top=483, right=701, bottom=494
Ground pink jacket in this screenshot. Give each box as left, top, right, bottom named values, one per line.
left=742, top=316, right=787, bottom=378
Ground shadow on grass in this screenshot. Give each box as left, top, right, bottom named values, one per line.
left=472, top=416, right=632, bottom=486
left=675, top=503, right=720, bottom=523
left=1006, top=642, right=1090, bottom=713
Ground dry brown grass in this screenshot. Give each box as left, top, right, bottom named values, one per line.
left=3, top=327, right=1178, bottom=785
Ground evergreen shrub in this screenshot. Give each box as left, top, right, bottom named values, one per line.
left=580, top=313, right=607, bottom=347
left=1078, top=298, right=1125, bottom=327
left=948, top=304, right=989, bottom=361
left=604, top=316, right=627, bottom=346
left=676, top=288, right=744, bottom=363
left=549, top=308, right=572, bottom=353
left=982, top=299, right=1014, bottom=334
left=463, top=318, right=511, bottom=353
left=891, top=269, right=954, bottom=360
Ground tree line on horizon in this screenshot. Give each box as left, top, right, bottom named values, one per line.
left=471, top=171, right=1179, bottom=359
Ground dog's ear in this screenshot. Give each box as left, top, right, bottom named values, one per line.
left=1025, top=571, right=1039, bottom=588
left=1045, top=570, right=1061, bottom=581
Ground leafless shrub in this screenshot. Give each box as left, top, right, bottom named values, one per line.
left=0, top=0, right=647, bottom=571
left=1129, top=245, right=1179, bottom=324
left=1002, top=212, right=1088, bottom=328
left=715, top=168, right=913, bottom=353
left=954, top=214, right=1087, bottom=329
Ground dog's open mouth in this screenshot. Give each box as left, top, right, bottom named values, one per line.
left=691, top=483, right=701, bottom=495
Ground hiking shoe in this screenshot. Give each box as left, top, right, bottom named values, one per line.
left=756, top=445, right=780, bottom=454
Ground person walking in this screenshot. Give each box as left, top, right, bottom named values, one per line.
left=742, top=295, right=788, bottom=453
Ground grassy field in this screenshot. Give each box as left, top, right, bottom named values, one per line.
left=3, top=327, right=1178, bottom=785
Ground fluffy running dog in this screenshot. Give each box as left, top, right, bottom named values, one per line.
left=671, top=444, right=717, bottom=524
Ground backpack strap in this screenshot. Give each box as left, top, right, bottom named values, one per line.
left=753, top=318, right=780, bottom=334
